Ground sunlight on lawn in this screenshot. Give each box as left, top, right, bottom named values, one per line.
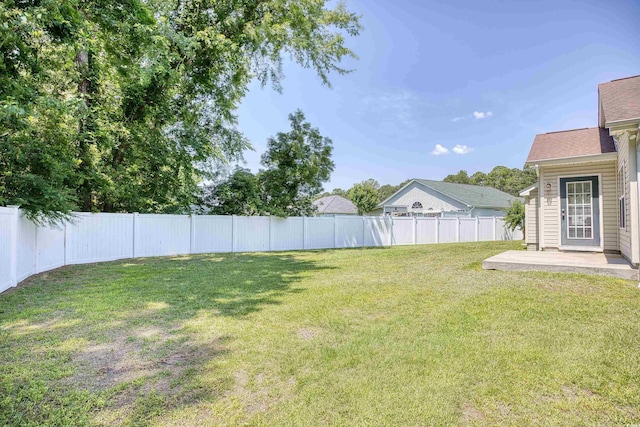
left=1, top=241, right=639, bottom=426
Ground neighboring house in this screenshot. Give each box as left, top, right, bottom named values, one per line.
left=313, top=195, right=358, bottom=216
left=372, top=179, right=520, bottom=217
left=522, top=75, right=640, bottom=266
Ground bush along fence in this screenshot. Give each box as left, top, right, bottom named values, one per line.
left=0, top=206, right=522, bottom=293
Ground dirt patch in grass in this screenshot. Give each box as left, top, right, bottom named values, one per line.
left=461, top=401, right=485, bottom=424
left=296, top=327, right=319, bottom=340
left=64, top=326, right=225, bottom=425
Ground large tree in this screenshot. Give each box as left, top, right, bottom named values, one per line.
left=260, top=110, right=334, bottom=216
left=0, top=0, right=361, bottom=222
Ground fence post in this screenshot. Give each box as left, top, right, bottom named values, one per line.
left=269, top=216, right=273, bottom=251
left=493, top=216, right=497, bottom=241
left=362, top=216, right=366, bottom=247
left=456, top=217, right=460, bottom=242
left=231, top=215, right=236, bottom=252
left=8, top=206, right=19, bottom=287
left=33, top=225, right=38, bottom=274
left=132, top=213, right=139, bottom=258
left=413, top=217, right=417, bottom=244
left=303, top=216, right=307, bottom=250
left=333, top=215, right=338, bottom=248
left=189, top=214, right=195, bottom=254
left=435, top=216, right=440, bottom=244
left=475, top=217, right=480, bottom=241
left=388, top=216, right=393, bottom=246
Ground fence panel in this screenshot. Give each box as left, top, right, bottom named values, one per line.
left=65, top=213, right=134, bottom=264
left=271, top=217, right=304, bottom=251
left=459, top=218, right=477, bottom=242
left=305, top=217, right=335, bottom=249
left=478, top=217, right=495, bottom=241
left=1, top=210, right=524, bottom=292
left=365, top=217, right=390, bottom=247
left=416, top=218, right=437, bottom=244
left=16, top=214, right=36, bottom=282
left=391, top=217, right=413, bottom=245
left=192, top=215, right=233, bottom=254
left=136, top=214, right=191, bottom=257
left=35, top=223, right=65, bottom=274
left=438, top=218, right=457, bottom=243
left=335, top=216, right=364, bottom=248
left=235, top=216, right=270, bottom=252
left=0, top=208, right=15, bottom=292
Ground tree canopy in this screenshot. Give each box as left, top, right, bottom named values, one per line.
left=203, top=110, right=334, bottom=216
left=444, top=166, right=536, bottom=196
left=260, top=110, right=335, bottom=216
left=348, top=179, right=380, bottom=215
left=0, top=0, right=361, bottom=222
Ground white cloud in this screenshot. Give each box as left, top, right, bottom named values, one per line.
left=431, top=144, right=449, bottom=156
left=473, top=111, right=493, bottom=120
left=452, top=144, right=474, bottom=155
left=451, top=116, right=466, bottom=122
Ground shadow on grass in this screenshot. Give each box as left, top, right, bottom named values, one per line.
left=0, top=252, right=331, bottom=426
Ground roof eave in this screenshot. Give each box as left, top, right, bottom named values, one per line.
left=519, top=185, right=538, bottom=197
left=525, top=151, right=617, bottom=167
left=605, top=118, right=640, bottom=131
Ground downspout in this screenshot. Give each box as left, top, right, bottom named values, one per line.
left=535, top=164, right=542, bottom=250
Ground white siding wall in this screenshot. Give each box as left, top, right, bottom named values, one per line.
left=525, top=189, right=538, bottom=247
left=384, top=182, right=467, bottom=213
left=539, top=161, right=617, bottom=251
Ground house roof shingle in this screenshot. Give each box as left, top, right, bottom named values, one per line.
left=313, top=195, right=358, bottom=215
left=525, top=127, right=616, bottom=163
left=412, top=179, right=519, bottom=209
left=599, top=75, right=640, bottom=125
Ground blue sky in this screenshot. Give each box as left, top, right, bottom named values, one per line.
left=235, top=0, right=640, bottom=191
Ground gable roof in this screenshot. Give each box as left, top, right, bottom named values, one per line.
left=599, top=75, right=640, bottom=126
left=525, top=127, right=616, bottom=163
left=379, top=179, right=519, bottom=209
left=313, top=195, right=358, bottom=214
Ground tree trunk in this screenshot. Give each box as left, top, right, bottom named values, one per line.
left=76, top=49, right=94, bottom=212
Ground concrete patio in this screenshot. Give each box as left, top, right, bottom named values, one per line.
left=483, top=250, right=639, bottom=281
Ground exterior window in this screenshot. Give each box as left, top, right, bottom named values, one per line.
left=619, top=166, right=626, bottom=229
left=412, top=202, right=423, bottom=209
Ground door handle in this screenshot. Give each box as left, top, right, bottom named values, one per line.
left=562, top=208, right=565, bottom=220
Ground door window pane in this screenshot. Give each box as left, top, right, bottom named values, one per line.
left=566, top=180, right=594, bottom=241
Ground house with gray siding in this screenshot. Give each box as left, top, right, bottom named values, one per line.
left=522, top=74, right=640, bottom=266
left=372, top=179, right=519, bottom=217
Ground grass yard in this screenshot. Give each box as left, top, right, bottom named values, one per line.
left=1, top=241, right=640, bottom=426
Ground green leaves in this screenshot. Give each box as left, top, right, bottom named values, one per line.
left=260, top=110, right=335, bottom=217
left=1, top=0, right=360, bottom=221
left=348, top=179, right=380, bottom=215
left=444, top=166, right=537, bottom=196
left=204, top=110, right=335, bottom=217
left=504, top=199, right=525, bottom=233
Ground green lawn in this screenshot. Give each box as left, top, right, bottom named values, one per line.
left=1, top=241, right=640, bottom=426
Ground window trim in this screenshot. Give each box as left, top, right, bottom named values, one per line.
left=619, top=165, right=626, bottom=230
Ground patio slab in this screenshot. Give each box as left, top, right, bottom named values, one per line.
left=483, top=250, right=639, bottom=281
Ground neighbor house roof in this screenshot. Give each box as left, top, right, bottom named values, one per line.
left=525, top=127, right=616, bottom=163
left=313, top=195, right=358, bottom=215
left=379, top=179, right=519, bottom=210
left=599, top=75, right=640, bottom=126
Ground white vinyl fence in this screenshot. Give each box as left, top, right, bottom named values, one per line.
left=0, top=206, right=522, bottom=293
